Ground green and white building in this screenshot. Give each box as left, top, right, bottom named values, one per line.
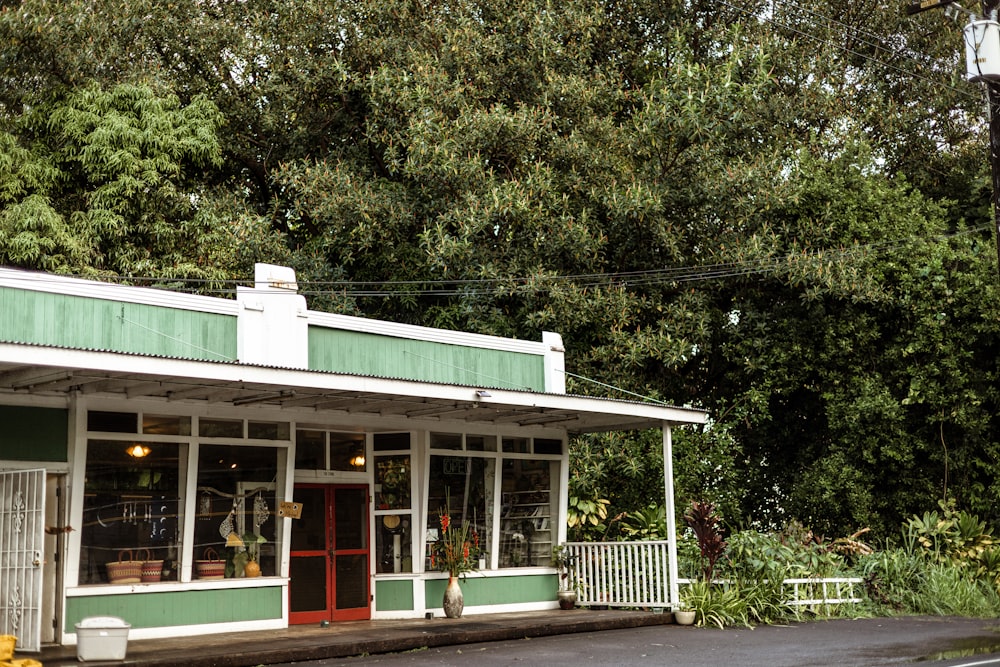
left=0, top=263, right=706, bottom=650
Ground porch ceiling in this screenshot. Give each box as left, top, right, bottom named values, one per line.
left=0, top=343, right=707, bottom=433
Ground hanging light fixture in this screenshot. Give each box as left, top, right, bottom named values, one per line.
left=350, top=452, right=366, bottom=468
left=126, top=444, right=151, bottom=458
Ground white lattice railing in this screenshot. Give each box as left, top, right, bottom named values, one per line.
left=564, top=541, right=863, bottom=610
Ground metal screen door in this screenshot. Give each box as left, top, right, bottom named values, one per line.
left=0, top=469, right=45, bottom=652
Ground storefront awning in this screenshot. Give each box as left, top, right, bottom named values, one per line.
left=0, top=342, right=706, bottom=433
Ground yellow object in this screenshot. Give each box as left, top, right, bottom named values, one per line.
left=5, top=659, right=44, bottom=667
left=0, top=635, right=15, bottom=660
left=225, top=531, right=244, bottom=547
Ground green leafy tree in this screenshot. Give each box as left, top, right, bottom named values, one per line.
left=1, top=0, right=998, bottom=540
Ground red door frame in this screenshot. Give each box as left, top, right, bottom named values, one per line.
left=289, top=484, right=370, bottom=624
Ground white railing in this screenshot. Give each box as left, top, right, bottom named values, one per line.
left=564, top=541, right=863, bottom=610
left=564, top=541, right=672, bottom=608
left=781, top=577, right=863, bottom=607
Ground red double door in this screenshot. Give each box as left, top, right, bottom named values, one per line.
left=289, top=484, right=370, bottom=623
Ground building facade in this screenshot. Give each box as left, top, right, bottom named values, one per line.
left=0, top=264, right=706, bottom=650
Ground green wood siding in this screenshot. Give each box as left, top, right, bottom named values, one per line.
left=65, top=586, right=283, bottom=631
left=309, top=328, right=545, bottom=391
left=375, top=579, right=415, bottom=611
left=424, top=574, right=557, bottom=607
left=0, top=405, right=68, bottom=462
left=0, top=287, right=236, bottom=361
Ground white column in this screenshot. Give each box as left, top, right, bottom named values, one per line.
left=662, top=422, right=680, bottom=609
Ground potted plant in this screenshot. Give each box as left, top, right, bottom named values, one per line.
left=428, top=499, right=482, bottom=618
left=673, top=607, right=697, bottom=625
left=552, top=545, right=579, bottom=609
left=674, top=584, right=697, bottom=625
left=229, top=532, right=267, bottom=578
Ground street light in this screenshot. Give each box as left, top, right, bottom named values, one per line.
left=911, top=0, right=1000, bottom=276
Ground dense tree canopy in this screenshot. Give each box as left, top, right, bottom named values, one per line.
left=0, top=0, right=997, bottom=538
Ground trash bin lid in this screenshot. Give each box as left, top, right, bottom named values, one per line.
left=75, top=616, right=131, bottom=629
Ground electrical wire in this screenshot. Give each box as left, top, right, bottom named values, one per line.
left=1, top=224, right=987, bottom=297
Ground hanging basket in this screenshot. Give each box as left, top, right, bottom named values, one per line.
left=195, top=547, right=226, bottom=580
left=107, top=550, right=143, bottom=584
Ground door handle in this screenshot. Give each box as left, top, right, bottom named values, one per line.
left=32, top=551, right=42, bottom=567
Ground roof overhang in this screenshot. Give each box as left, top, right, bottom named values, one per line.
left=0, top=342, right=707, bottom=433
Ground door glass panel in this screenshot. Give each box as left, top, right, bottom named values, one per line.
left=290, top=556, right=328, bottom=613
left=334, top=488, right=366, bottom=551
left=335, top=554, right=367, bottom=609
left=291, top=487, right=327, bottom=551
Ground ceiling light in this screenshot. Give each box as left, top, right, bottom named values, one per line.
left=126, top=444, right=151, bottom=458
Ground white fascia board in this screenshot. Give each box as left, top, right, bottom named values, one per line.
left=0, top=267, right=239, bottom=316
left=0, top=343, right=708, bottom=426
left=307, top=311, right=548, bottom=355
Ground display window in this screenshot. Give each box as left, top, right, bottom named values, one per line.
left=79, top=439, right=185, bottom=584
left=79, top=410, right=287, bottom=585
left=423, top=432, right=563, bottom=571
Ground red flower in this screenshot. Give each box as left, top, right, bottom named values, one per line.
left=441, top=514, right=451, bottom=533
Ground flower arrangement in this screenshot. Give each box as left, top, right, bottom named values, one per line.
left=429, top=500, right=482, bottom=577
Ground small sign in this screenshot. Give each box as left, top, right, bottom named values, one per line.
left=443, top=458, right=469, bottom=475
left=278, top=501, right=302, bottom=519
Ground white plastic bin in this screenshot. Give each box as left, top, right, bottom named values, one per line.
left=75, top=616, right=130, bottom=661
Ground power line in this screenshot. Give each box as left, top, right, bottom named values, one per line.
left=2, top=224, right=985, bottom=297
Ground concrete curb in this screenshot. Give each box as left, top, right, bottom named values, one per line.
left=40, top=610, right=675, bottom=667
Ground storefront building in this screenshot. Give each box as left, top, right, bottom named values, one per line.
left=0, top=264, right=706, bottom=650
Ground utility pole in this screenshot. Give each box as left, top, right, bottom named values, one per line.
left=908, top=0, right=1000, bottom=274
left=983, top=0, right=1000, bottom=275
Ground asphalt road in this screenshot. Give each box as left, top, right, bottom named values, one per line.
left=286, top=616, right=1000, bottom=667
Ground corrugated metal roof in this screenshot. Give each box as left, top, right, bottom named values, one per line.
left=0, top=340, right=707, bottom=433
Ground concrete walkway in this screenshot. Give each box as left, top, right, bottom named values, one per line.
left=35, top=609, right=675, bottom=667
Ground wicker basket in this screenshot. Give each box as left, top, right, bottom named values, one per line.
left=141, top=557, right=164, bottom=583
left=195, top=547, right=226, bottom=579
left=0, top=634, right=15, bottom=661
left=107, top=550, right=143, bottom=584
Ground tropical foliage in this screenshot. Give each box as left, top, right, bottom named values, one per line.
left=670, top=501, right=1000, bottom=627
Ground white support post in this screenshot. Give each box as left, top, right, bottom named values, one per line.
left=662, top=423, right=680, bottom=609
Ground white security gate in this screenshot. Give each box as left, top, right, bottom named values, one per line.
left=0, top=469, right=45, bottom=652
